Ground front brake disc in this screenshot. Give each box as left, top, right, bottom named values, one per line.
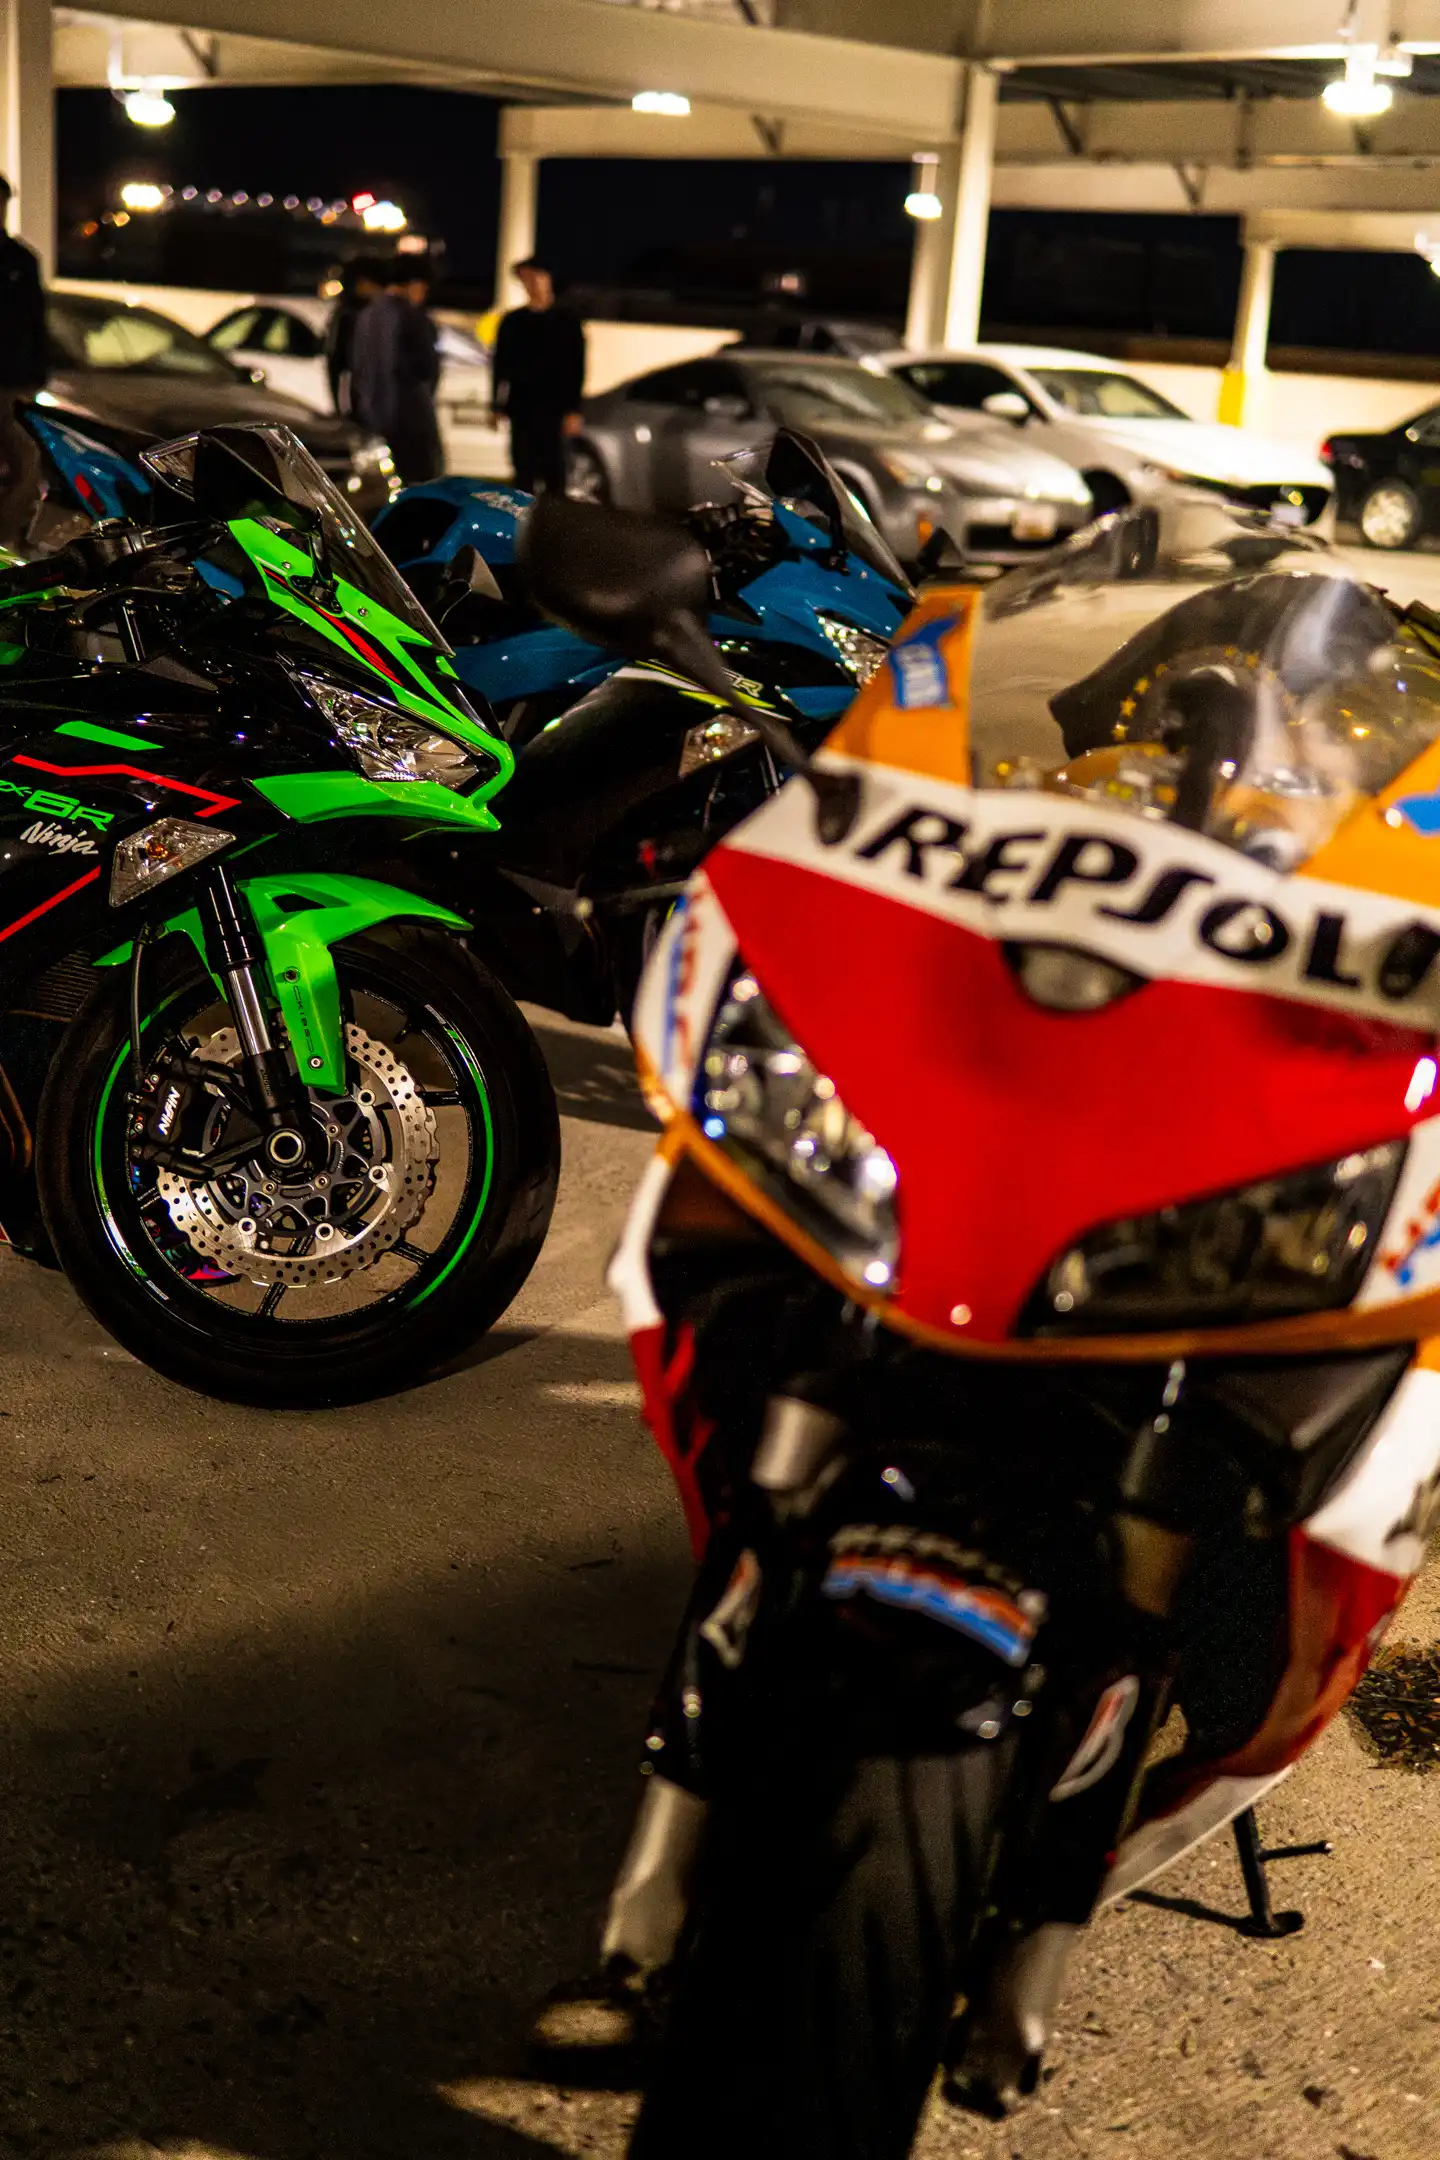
left=155, top=1021, right=439, bottom=1287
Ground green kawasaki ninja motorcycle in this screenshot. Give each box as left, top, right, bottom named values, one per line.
left=0, top=424, right=558, bottom=1406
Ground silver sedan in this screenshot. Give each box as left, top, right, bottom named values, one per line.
left=567, top=350, right=1094, bottom=568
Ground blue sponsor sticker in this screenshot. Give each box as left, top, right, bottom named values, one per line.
left=822, top=1551, right=1040, bottom=1666
left=1391, top=787, right=1440, bottom=835
left=887, top=617, right=953, bottom=711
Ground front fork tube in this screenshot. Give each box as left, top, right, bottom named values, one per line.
left=197, top=867, right=315, bottom=1169
left=599, top=1394, right=844, bottom=1976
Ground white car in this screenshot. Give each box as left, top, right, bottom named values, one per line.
left=875, top=343, right=1332, bottom=529
left=205, top=296, right=509, bottom=477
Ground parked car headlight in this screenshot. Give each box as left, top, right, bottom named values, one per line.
left=301, top=674, right=477, bottom=785
left=878, top=449, right=940, bottom=489
left=696, top=968, right=899, bottom=1289
left=817, top=614, right=890, bottom=683
left=352, top=437, right=396, bottom=478
left=1021, top=1142, right=1405, bottom=1335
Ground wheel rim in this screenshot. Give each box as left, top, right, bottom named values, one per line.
left=91, top=972, right=495, bottom=1334
left=1361, top=485, right=1415, bottom=548
left=566, top=451, right=606, bottom=503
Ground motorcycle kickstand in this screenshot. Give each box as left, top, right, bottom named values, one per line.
left=1231, top=1806, right=1332, bottom=1939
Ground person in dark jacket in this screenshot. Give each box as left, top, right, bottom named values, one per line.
left=324, top=256, right=384, bottom=415
left=492, top=259, right=586, bottom=495
left=349, top=260, right=443, bottom=485
left=0, top=174, right=46, bottom=552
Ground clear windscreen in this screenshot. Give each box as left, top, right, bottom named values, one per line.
left=712, top=430, right=911, bottom=592
left=142, top=424, right=449, bottom=649
left=969, top=506, right=1440, bottom=872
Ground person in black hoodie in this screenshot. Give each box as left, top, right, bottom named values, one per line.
left=350, top=259, right=444, bottom=484
left=492, top=259, right=586, bottom=494
left=324, top=256, right=385, bottom=415
left=0, top=174, right=46, bottom=552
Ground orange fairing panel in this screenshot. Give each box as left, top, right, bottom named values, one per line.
left=1302, top=730, right=1440, bottom=907
left=821, top=586, right=978, bottom=787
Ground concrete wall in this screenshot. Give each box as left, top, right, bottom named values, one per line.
left=1123, top=360, right=1437, bottom=455
left=52, top=279, right=738, bottom=397
left=52, top=279, right=1436, bottom=455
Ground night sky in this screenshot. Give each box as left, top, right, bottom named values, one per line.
left=54, top=83, right=1440, bottom=359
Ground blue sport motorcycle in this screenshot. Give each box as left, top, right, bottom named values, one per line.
left=369, top=431, right=911, bottom=1026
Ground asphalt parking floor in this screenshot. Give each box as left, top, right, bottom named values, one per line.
left=4, top=533, right=1440, bottom=2160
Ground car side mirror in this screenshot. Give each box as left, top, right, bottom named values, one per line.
left=520, top=493, right=862, bottom=842
left=703, top=393, right=752, bottom=421
left=982, top=390, right=1031, bottom=425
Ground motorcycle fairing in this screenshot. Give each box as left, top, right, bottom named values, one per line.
left=633, top=573, right=1440, bottom=1356
left=97, top=870, right=470, bottom=1093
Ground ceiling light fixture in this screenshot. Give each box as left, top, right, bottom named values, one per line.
left=121, top=86, right=176, bottom=128
left=905, top=150, right=943, bottom=221
left=632, top=91, right=690, bottom=116
left=1322, top=46, right=1394, bottom=117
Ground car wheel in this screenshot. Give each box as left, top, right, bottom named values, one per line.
left=1082, top=469, right=1131, bottom=518
left=1358, top=480, right=1422, bottom=550
left=566, top=445, right=611, bottom=504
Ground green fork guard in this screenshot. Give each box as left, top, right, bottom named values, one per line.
left=97, top=870, right=470, bottom=1093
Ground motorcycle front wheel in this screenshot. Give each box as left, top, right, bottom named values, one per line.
left=629, top=1750, right=1010, bottom=2160
left=38, top=927, right=560, bottom=1406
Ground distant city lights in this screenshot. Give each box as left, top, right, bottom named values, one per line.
left=119, top=181, right=167, bottom=212
left=361, top=198, right=407, bottom=232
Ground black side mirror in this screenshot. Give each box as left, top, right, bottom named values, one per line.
left=764, top=428, right=845, bottom=554
left=915, top=525, right=970, bottom=581
left=519, top=492, right=862, bottom=843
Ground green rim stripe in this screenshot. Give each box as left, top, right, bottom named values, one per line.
left=409, top=1021, right=495, bottom=1306
left=92, top=994, right=495, bottom=1313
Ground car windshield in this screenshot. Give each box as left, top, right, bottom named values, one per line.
left=747, top=363, right=931, bottom=430
left=141, top=424, right=450, bottom=648
left=1026, top=368, right=1185, bottom=420
left=967, top=507, right=1440, bottom=873
left=47, top=298, right=238, bottom=382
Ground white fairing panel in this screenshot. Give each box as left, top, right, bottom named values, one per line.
left=1302, top=1362, right=1440, bottom=1580
left=631, top=873, right=739, bottom=1115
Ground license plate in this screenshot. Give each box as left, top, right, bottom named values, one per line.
left=1013, top=503, right=1058, bottom=542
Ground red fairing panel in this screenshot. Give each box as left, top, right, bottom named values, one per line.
left=703, top=845, right=1430, bottom=1344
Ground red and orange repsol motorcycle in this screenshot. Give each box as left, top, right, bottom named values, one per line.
left=523, top=497, right=1440, bottom=2157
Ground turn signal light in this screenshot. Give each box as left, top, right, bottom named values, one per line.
left=109, top=817, right=234, bottom=906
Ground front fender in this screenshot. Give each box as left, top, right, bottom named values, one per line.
left=97, top=871, right=469, bottom=1092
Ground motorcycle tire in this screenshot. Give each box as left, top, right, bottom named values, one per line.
left=629, top=1749, right=1009, bottom=2160
left=37, top=926, right=560, bottom=1407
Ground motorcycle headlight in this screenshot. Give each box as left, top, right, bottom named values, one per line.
left=301, top=674, right=477, bottom=785
left=1021, top=1142, right=1405, bottom=1335
left=695, top=968, right=899, bottom=1289
left=817, top=614, right=890, bottom=684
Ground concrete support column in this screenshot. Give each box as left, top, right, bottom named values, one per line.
left=1218, top=239, right=1276, bottom=430
left=492, top=150, right=539, bottom=314
left=902, top=64, right=997, bottom=351
left=942, top=63, right=998, bottom=349
left=0, top=0, right=54, bottom=276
